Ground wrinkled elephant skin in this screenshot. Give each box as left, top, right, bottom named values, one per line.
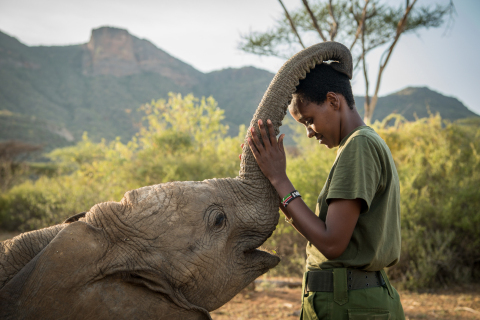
left=0, top=181, right=279, bottom=319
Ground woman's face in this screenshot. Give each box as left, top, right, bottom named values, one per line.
left=289, top=93, right=342, bottom=149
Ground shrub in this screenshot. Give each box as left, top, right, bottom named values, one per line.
left=375, top=115, right=480, bottom=288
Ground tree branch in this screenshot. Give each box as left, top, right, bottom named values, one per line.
left=350, top=0, right=370, bottom=50
left=352, top=54, right=363, bottom=74
left=369, top=0, right=417, bottom=120
left=361, top=14, right=371, bottom=122
left=328, top=0, right=338, bottom=40
left=302, top=0, right=327, bottom=42
left=278, top=0, right=305, bottom=48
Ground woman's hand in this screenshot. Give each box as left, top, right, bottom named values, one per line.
left=247, top=119, right=287, bottom=187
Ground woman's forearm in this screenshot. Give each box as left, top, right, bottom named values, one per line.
left=272, top=175, right=359, bottom=260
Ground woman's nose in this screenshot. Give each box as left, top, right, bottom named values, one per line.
left=306, top=127, right=315, bottom=138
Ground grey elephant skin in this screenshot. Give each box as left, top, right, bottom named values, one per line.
left=0, top=41, right=352, bottom=319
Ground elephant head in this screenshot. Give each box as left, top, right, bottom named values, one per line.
left=0, top=42, right=352, bottom=319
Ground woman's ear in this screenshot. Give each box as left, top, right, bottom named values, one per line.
left=326, top=92, right=340, bottom=110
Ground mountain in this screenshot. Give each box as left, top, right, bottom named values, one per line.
left=0, top=27, right=275, bottom=150
left=355, top=87, right=478, bottom=122
left=0, top=27, right=477, bottom=151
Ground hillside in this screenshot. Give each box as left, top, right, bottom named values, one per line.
left=355, top=87, right=478, bottom=122
left=0, top=27, right=275, bottom=150
left=0, top=27, right=477, bottom=151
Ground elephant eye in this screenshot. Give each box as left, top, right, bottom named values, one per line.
left=214, top=213, right=225, bottom=227
left=205, top=205, right=227, bottom=232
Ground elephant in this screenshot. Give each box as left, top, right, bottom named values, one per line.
left=0, top=42, right=352, bottom=319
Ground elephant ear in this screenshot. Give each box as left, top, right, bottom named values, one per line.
left=0, top=222, right=108, bottom=313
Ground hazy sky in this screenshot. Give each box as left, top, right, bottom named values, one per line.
left=1, top=0, right=479, bottom=114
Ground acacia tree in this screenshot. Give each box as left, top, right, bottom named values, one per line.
left=239, top=0, right=454, bottom=123
left=0, top=140, right=41, bottom=192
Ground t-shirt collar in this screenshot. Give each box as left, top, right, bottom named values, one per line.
left=338, top=125, right=371, bottom=149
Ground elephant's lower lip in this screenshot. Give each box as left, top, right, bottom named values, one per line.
left=243, top=248, right=280, bottom=269
left=241, top=229, right=278, bottom=269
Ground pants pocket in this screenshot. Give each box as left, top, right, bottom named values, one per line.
left=301, top=292, right=319, bottom=320
left=348, top=309, right=390, bottom=320
left=301, top=292, right=331, bottom=320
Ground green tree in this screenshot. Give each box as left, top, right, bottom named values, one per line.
left=0, top=140, right=41, bottom=192
left=239, top=0, right=453, bottom=123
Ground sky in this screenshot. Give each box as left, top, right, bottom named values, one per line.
left=1, top=0, right=479, bottom=114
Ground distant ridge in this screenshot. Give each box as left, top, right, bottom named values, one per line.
left=355, top=87, right=478, bottom=122
left=0, top=27, right=477, bottom=150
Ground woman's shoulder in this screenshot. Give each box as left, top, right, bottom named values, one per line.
left=346, top=126, right=386, bottom=148
left=340, top=126, right=380, bottom=148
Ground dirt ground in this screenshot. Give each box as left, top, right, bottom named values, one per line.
left=211, top=277, right=480, bottom=320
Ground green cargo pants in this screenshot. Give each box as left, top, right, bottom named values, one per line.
left=300, top=269, right=405, bottom=320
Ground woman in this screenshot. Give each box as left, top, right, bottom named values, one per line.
left=247, top=59, right=405, bottom=319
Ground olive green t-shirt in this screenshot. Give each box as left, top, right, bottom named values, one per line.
left=306, top=126, right=401, bottom=271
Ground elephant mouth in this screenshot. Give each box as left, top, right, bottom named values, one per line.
left=244, top=248, right=280, bottom=272
left=242, top=229, right=280, bottom=272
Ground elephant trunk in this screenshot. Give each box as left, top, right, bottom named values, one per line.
left=233, top=42, right=353, bottom=223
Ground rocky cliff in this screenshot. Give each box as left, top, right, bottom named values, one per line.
left=82, top=27, right=202, bottom=86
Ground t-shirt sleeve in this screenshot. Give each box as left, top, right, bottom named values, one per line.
left=326, top=136, right=381, bottom=213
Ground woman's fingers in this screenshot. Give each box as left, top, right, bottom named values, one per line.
left=267, top=119, right=277, bottom=147
left=278, top=134, right=285, bottom=153
left=258, top=120, right=271, bottom=151
left=250, top=126, right=265, bottom=154
left=239, top=143, right=245, bottom=160
left=247, top=137, right=261, bottom=160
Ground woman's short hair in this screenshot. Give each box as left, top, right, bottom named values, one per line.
left=294, top=63, right=355, bottom=109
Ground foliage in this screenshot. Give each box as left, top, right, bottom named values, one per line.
left=0, top=140, right=42, bottom=192
left=374, top=115, right=480, bottom=288
left=0, top=92, right=479, bottom=288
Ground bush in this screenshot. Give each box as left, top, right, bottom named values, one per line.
left=375, top=115, right=480, bottom=288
